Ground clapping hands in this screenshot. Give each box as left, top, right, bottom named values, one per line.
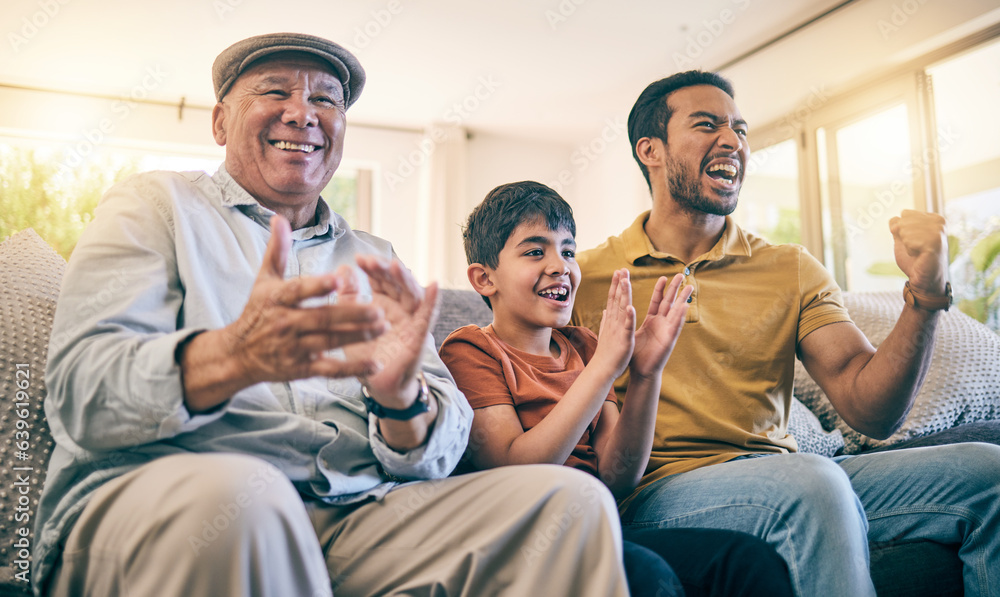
left=337, top=254, right=440, bottom=410
left=592, top=269, right=692, bottom=383
left=631, top=274, right=692, bottom=381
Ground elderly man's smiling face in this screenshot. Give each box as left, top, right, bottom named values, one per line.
left=212, top=51, right=347, bottom=227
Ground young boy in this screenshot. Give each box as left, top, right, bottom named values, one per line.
left=440, top=181, right=794, bottom=597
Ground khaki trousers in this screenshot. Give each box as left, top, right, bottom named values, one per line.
left=50, top=453, right=627, bottom=597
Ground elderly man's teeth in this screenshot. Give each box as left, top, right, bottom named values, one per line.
left=272, top=141, right=317, bottom=153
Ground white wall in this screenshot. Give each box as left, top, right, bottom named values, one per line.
left=5, top=0, right=998, bottom=290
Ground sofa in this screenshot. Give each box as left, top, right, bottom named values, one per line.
left=2, top=227, right=998, bottom=596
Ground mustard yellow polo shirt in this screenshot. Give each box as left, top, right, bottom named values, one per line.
left=572, top=211, right=851, bottom=508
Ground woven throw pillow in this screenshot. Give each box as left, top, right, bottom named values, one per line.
left=794, top=291, right=1000, bottom=454
left=788, top=397, right=845, bottom=457
left=0, top=229, right=63, bottom=593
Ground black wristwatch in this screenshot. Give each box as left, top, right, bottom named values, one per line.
left=361, top=372, right=431, bottom=420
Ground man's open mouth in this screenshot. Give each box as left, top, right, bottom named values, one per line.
left=270, top=140, right=320, bottom=153
left=706, top=162, right=738, bottom=183
left=538, top=287, right=569, bottom=302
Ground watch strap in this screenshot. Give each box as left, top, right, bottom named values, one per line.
left=361, top=372, right=431, bottom=420
left=903, top=281, right=952, bottom=312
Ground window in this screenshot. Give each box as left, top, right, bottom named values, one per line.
left=321, top=166, right=372, bottom=232
left=818, top=103, right=915, bottom=292
left=735, top=138, right=801, bottom=245
left=928, top=38, right=1000, bottom=330
left=747, top=33, right=1000, bottom=331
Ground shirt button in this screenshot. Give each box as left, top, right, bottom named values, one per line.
left=684, top=267, right=691, bottom=276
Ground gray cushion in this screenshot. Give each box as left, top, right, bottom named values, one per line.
left=788, top=397, right=845, bottom=457
left=433, top=288, right=493, bottom=350
left=0, top=229, right=63, bottom=595
left=794, top=291, right=1000, bottom=453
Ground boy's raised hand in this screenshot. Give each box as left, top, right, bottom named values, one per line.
left=630, top=274, right=693, bottom=381
left=592, top=268, right=637, bottom=379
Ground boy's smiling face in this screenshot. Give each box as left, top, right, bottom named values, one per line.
left=487, top=218, right=581, bottom=333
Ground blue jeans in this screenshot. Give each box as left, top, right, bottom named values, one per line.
left=620, top=443, right=1000, bottom=597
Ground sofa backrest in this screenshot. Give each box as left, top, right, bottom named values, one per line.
left=433, top=288, right=493, bottom=349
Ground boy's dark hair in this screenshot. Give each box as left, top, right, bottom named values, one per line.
left=627, top=70, right=735, bottom=191
left=463, top=181, right=576, bottom=308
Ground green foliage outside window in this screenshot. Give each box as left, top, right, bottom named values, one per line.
left=1, top=146, right=139, bottom=259
left=762, top=207, right=802, bottom=245
left=2, top=146, right=362, bottom=259
left=950, top=228, right=1000, bottom=333
left=321, top=174, right=359, bottom=228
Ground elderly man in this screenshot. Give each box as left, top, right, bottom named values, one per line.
left=35, top=33, right=629, bottom=597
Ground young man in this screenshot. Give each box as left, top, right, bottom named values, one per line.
left=440, top=180, right=795, bottom=597
left=571, top=70, right=1000, bottom=597
left=36, top=34, right=631, bottom=597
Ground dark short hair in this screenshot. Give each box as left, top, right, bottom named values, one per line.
left=627, top=70, right=735, bottom=190
left=463, top=181, right=576, bottom=308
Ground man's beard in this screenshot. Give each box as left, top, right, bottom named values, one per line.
left=665, top=155, right=739, bottom=217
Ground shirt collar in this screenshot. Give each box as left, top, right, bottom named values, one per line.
left=212, top=164, right=342, bottom=241
left=621, top=210, right=753, bottom=265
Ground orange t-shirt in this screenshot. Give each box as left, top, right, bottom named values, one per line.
left=439, top=324, right=618, bottom=475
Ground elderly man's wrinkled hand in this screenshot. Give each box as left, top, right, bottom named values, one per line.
left=337, top=254, right=439, bottom=411
left=224, top=215, right=388, bottom=384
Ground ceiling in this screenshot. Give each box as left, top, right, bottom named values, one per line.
left=2, top=0, right=997, bottom=144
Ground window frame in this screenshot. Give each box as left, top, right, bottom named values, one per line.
left=745, top=25, right=999, bottom=287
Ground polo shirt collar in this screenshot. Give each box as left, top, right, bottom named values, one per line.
left=212, top=164, right=339, bottom=241
left=622, top=210, right=753, bottom=265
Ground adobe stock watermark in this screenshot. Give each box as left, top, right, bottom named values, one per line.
left=745, top=85, right=832, bottom=177
left=673, top=0, right=753, bottom=69
left=47, top=268, right=132, bottom=352
left=8, top=0, right=72, bottom=54
left=877, top=0, right=931, bottom=40
left=187, top=461, right=285, bottom=555
left=384, top=75, right=501, bottom=191
left=545, top=0, right=591, bottom=30
left=846, top=124, right=958, bottom=239
left=58, top=65, right=168, bottom=174
left=547, top=116, right=627, bottom=193
left=212, top=0, right=250, bottom=21
left=520, top=478, right=607, bottom=565
left=390, top=478, right=449, bottom=523
left=347, top=0, right=403, bottom=54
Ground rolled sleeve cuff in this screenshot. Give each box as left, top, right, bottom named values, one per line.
left=368, top=373, right=472, bottom=479
left=151, top=329, right=229, bottom=438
